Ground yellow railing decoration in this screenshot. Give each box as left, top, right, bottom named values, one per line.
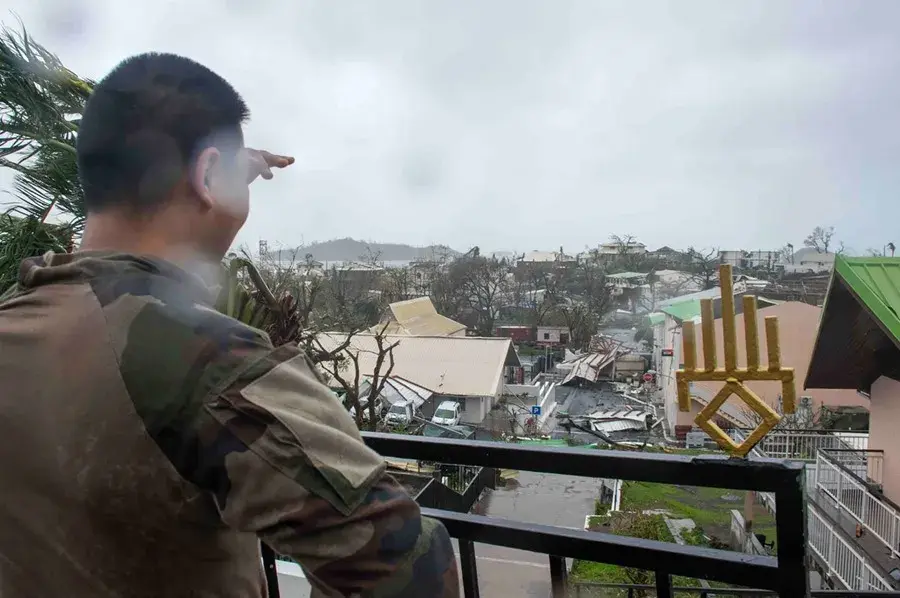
left=675, top=264, right=795, bottom=457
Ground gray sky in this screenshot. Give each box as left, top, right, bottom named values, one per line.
left=2, top=0, right=899, bottom=255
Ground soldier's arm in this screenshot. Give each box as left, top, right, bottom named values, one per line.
left=168, top=338, right=459, bottom=597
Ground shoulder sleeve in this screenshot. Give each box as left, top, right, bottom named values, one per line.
left=111, top=297, right=459, bottom=597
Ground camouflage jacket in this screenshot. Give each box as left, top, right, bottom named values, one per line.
left=0, top=251, right=458, bottom=598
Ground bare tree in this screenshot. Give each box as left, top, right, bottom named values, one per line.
left=804, top=226, right=835, bottom=254
left=684, top=247, right=720, bottom=290
left=607, top=234, right=655, bottom=272
left=520, top=269, right=560, bottom=326
left=444, top=254, right=511, bottom=335
left=779, top=244, right=795, bottom=265
left=314, top=324, right=400, bottom=431
left=740, top=396, right=820, bottom=432
left=382, top=266, right=414, bottom=304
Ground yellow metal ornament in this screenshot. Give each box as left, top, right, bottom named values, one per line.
left=675, top=264, right=795, bottom=457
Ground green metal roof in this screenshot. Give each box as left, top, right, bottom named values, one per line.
left=646, top=312, right=666, bottom=326
left=660, top=299, right=702, bottom=323
left=834, top=255, right=900, bottom=344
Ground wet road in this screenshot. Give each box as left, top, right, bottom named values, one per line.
left=456, top=470, right=603, bottom=596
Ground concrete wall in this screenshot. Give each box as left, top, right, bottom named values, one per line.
left=536, top=326, right=569, bottom=343
left=869, top=376, right=900, bottom=503
left=659, top=313, right=683, bottom=429
left=729, top=510, right=768, bottom=556
left=461, top=396, right=489, bottom=424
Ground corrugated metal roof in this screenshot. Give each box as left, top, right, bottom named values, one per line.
left=586, top=408, right=650, bottom=433
left=835, top=256, right=900, bottom=344
left=660, top=299, right=703, bottom=322
left=646, top=312, right=666, bottom=326
left=658, top=286, right=723, bottom=309
left=316, top=333, right=520, bottom=397
left=371, top=297, right=467, bottom=336
left=560, top=351, right=617, bottom=385
left=359, top=376, right=433, bottom=408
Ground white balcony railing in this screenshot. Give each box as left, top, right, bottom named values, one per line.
left=758, top=431, right=869, bottom=462
left=815, top=450, right=900, bottom=561
left=727, top=428, right=895, bottom=592
left=807, top=506, right=894, bottom=591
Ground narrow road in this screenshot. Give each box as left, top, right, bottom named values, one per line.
left=456, top=470, right=603, bottom=596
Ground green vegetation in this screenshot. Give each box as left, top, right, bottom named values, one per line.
left=572, top=481, right=777, bottom=595
left=619, top=481, right=777, bottom=550
left=571, top=512, right=685, bottom=597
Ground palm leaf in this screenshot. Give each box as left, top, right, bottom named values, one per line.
left=0, top=23, right=92, bottom=288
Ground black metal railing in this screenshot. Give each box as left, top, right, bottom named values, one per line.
left=361, top=432, right=808, bottom=598
left=569, top=581, right=900, bottom=597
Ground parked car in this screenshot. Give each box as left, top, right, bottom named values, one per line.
left=431, top=400, right=461, bottom=426
left=385, top=400, right=417, bottom=427
left=349, top=396, right=386, bottom=421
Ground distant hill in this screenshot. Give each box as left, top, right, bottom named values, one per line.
left=275, top=238, right=461, bottom=263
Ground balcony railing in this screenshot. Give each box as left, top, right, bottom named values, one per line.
left=725, top=429, right=895, bottom=593
left=730, top=428, right=869, bottom=462
left=350, top=432, right=809, bottom=597
left=808, top=505, right=895, bottom=591
left=814, top=449, right=899, bottom=561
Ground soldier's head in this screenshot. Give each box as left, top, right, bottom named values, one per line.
left=77, top=52, right=251, bottom=263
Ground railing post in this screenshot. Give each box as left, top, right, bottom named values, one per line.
left=892, top=513, right=898, bottom=555
left=458, top=540, right=480, bottom=598
left=261, top=543, right=280, bottom=598
left=548, top=555, right=568, bottom=598
left=775, top=468, right=809, bottom=597
left=814, top=453, right=821, bottom=489
left=836, top=466, right=844, bottom=511
left=861, top=489, right=868, bottom=524
left=654, top=572, right=673, bottom=598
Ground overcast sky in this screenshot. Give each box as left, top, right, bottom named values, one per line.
left=2, top=1, right=899, bottom=255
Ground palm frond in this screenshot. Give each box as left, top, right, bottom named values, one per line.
left=0, top=22, right=92, bottom=277
left=0, top=211, right=72, bottom=289
left=0, top=23, right=92, bottom=165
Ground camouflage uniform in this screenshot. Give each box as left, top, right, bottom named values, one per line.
left=0, top=251, right=459, bottom=598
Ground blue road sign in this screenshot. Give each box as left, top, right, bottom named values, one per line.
left=531, top=405, right=541, bottom=416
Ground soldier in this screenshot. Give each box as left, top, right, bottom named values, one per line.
left=0, top=53, right=459, bottom=597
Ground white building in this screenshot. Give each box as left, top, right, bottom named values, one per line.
left=315, top=333, right=521, bottom=425
left=782, top=248, right=836, bottom=274
left=718, top=250, right=783, bottom=270
left=594, top=241, right=647, bottom=256
left=536, top=325, right=570, bottom=345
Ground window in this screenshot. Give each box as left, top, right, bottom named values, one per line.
left=543, top=332, right=550, bottom=340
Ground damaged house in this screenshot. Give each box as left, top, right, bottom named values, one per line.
left=555, top=335, right=647, bottom=386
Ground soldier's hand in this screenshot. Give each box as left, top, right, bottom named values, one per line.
left=245, top=149, right=294, bottom=184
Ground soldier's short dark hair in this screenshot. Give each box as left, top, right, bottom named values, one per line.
left=76, top=52, right=250, bottom=213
